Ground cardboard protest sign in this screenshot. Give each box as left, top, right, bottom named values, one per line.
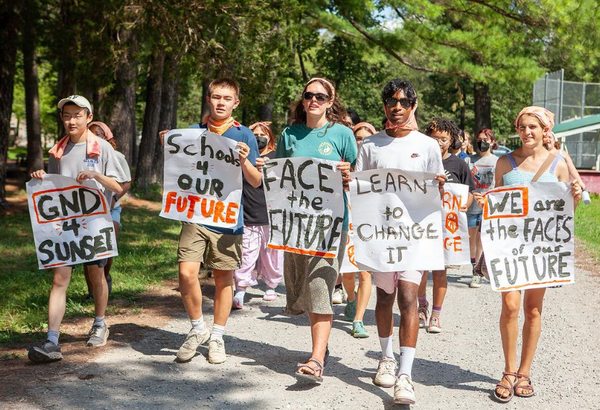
left=27, top=175, right=117, bottom=269
left=263, top=156, right=344, bottom=258
left=480, top=182, right=574, bottom=292
left=160, top=129, right=243, bottom=229
left=442, top=183, right=471, bottom=265
left=349, top=169, right=444, bottom=271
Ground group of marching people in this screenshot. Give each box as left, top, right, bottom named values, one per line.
left=28, top=75, right=582, bottom=405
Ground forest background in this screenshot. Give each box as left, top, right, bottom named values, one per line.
left=2, top=0, right=600, bottom=206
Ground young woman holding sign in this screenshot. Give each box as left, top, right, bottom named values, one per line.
left=474, top=106, right=581, bottom=403
left=276, top=78, right=357, bottom=383
left=232, top=122, right=283, bottom=308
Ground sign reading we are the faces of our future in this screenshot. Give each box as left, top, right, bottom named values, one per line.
left=480, top=182, right=575, bottom=292
left=160, top=129, right=243, bottom=229
left=348, top=168, right=444, bottom=272
left=27, top=175, right=118, bottom=269
left=262, top=156, right=345, bottom=258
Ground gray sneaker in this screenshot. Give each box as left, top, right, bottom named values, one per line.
left=87, top=325, right=109, bottom=347
left=373, top=357, right=398, bottom=388
left=470, top=274, right=482, bottom=288
left=28, top=340, right=62, bottom=363
left=176, top=328, right=210, bottom=362
left=208, top=338, right=226, bottom=364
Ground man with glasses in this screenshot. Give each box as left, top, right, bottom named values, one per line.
left=354, top=79, right=445, bottom=405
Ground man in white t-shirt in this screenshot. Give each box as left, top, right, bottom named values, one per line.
left=354, top=79, right=444, bottom=405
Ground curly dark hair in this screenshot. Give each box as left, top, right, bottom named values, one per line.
left=291, top=78, right=351, bottom=128
left=424, top=118, right=462, bottom=142
left=381, top=79, right=417, bottom=107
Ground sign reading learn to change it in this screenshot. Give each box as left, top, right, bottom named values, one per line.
left=480, top=182, right=575, bottom=292
left=160, top=129, right=243, bottom=229
left=27, top=175, right=118, bottom=269
left=349, top=169, right=444, bottom=272
left=442, top=183, right=471, bottom=265
left=263, top=157, right=344, bottom=258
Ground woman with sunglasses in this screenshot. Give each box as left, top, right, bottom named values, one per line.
left=276, top=78, right=357, bottom=383
left=474, top=107, right=581, bottom=403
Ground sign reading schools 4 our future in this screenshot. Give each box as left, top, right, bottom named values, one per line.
left=480, top=182, right=575, bottom=292
left=160, top=129, right=242, bottom=229
left=27, top=175, right=118, bottom=269
left=349, top=169, right=444, bottom=271
left=263, top=157, right=344, bottom=258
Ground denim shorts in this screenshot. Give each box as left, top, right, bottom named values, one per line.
left=467, top=213, right=482, bottom=228
left=111, top=204, right=122, bottom=226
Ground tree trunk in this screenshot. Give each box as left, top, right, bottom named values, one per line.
left=22, top=1, right=43, bottom=174
left=152, top=53, right=180, bottom=185
left=109, top=28, right=138, bottom=165
left=474, top=82, right=492, bottom=134
left=259, top=99, right=274, bottom=122
left=200, top=76, right=211, bottom=121
left=0, top=4, right=20, bottom=209
left=135, top=48, right=165, bottom=192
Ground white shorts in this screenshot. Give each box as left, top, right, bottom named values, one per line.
left=373, top=270, right=423, bottom=294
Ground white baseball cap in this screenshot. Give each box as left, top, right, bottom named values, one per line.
left=57, top=95, right=93, bottom=114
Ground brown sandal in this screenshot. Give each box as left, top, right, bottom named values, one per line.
left=515, top=373, right=535, bottom=397
left=494, top=371, right=518, bottom=403
left=295, top=358, right=324, bottom=383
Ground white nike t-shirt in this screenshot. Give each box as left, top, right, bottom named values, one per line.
left=355, top=130, right=444, bottom=174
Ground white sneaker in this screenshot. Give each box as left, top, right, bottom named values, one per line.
left=394, top=374, right=416, bottom=405
left=176, top=328, right=210, bottom=362
left=470, top=274, right=482, bottom=288
left=332, top=287, right=344, bottom=304
left=208, top=338, right=226, bottom=364
left=373, top=357, right=398, bottom=388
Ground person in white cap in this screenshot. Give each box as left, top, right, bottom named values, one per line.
left=28, top=95, right=128, bottom=363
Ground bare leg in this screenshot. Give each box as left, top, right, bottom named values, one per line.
left=516, top=288, right=545, bottom=395
left=212, top=269, right=234, bottom=326
left=297, top=312, right=332, bottom=376
left=375, top=287, right=396, bottom=338
left=353, top=272, right=371, bottom=322
left=342, top=273, right=356, bottom=302
left=468, top=226, right=479, bottom=261
left=418, top=270, right=428, bottom=298
left=496, top=290, right=521, bottom=399
left=431, top=269, right=447, bottom=308
left=397, top=281, right=419, bottom=347
left=87, top=264, right=108, bottom=318
left=48, top=267, right=73, bottom=332
left=179, top=262, right=203, bottom=320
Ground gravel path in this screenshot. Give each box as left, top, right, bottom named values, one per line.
left=3, top=261, right=600, bottom=410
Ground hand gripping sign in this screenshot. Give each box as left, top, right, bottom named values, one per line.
left=160, top=129, right=243, bottom=229
left=27, top=175, right=118, bottom=269
left=349, top=169, right=444, bottom=272
left=480, top=182, right=575, bottom=292
left=262, top=156, right=345, bottom=258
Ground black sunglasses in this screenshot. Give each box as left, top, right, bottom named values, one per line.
left=385, top=97, right=412, bottom=109
left=303, top=92, right=330, bottom=102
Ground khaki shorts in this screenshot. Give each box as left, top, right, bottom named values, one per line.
left=177, top=222, right=242, bottom=270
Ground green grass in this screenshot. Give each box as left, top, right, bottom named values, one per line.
left=7, top=146, right=27, bottom=160
left=0, top=202, right=181, bottom=345
left=575, top=193, right=600, bottom=260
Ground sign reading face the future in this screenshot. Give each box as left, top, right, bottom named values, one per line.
left=480, top=182, right=575, bottom=292
left=160, top=129, right=243, bottom=229
left=348, top=168, right=444, bottom=272
left=262, top=156, right=345, bottom=258
left=27, top=175, right=118, bottom=269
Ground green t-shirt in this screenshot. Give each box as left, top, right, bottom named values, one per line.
left=276, top=122, right=358, bottom=230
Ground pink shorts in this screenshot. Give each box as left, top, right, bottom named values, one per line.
left=373, top=270, right=423, bottom=294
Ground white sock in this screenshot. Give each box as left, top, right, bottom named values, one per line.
left=211, top=324, right=225, bottom=340
left=190, top=316, right=206, bottom=333
left=93, top=316, right=106, bottom=328
left=398, top=346, right=416, bottom=378
left=47, top=330, right=59, bottom=345
left=379, top=335, right=395, bottom=360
